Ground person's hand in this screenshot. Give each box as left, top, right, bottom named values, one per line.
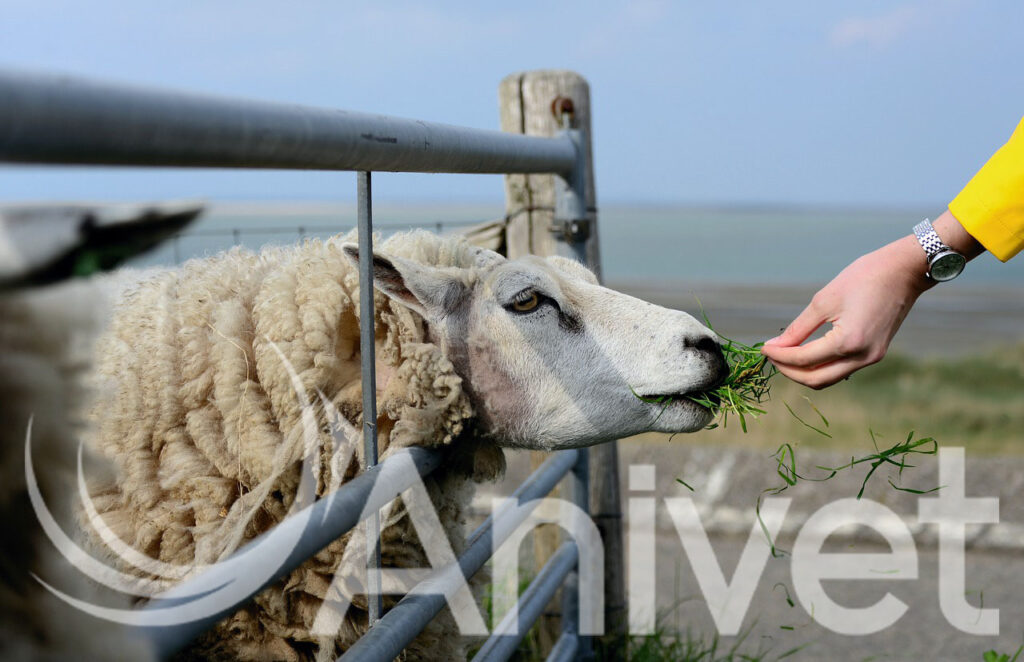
left=760, top=237, right=929, bottom=388
left=761, top=210, right=983, bottom=389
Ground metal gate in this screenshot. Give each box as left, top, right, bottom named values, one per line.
left=0, top=70, right=604, bottom=661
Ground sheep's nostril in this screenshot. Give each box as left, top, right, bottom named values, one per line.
left=711, top=349, right=729, bottom=387
left=692, top=336, right=721, bottom=355
left=686, top=336, right=729, bottom=388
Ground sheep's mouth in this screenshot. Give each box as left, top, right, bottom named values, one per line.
left=690, top=390, right=720, bottom=409
left=640, top=389, right=720, bottom=411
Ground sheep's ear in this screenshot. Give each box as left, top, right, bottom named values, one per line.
left=546, top=255, right=598, bottom=285
left=342, top=244, right=465, bottom=320
left=467, top=245, right=505, bottom=269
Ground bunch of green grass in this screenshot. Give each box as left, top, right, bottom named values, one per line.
left=688, top=299, right=777, bottom=432
left=687, top=331, right=776, bottom=433
left=628, top=307, right=776, bottom=432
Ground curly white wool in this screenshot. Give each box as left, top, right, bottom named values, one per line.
left=86, top=230, right=504, bottom=661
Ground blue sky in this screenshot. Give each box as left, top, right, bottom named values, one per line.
left=1, top=0, right=1021, bottom=207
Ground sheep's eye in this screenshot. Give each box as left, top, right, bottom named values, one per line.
left=511, top=291, right=540, bottom=313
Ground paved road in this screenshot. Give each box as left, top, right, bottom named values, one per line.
left=479, top=445, right=1024, bottom=661
left=651, top=532, right=1024, bottom=662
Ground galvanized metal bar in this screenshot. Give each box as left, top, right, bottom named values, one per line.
left=357, top=171, right=383, bottom=624
left=142, top=446, right=445, bottom=660
left=545, top=632, right=580, bottom=662
left=552, top=121, right=596, bottom=660
left=0, top=70, right=577, bottom=174
left=463, top=448, right=576, bottom=552
left=471, top=543, right=579, bottom=662
left=337, top=449, right=579, bottom=662
left=561, top=448, right=591, bottom=660
left=552, top=102, right=625, bottom=650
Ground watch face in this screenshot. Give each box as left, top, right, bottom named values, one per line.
left=930, top=252, right=966, bottom=282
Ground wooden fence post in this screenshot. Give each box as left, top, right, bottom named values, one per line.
left=499, top=69, right=627, bottom=655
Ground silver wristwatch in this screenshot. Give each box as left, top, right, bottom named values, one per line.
left=913, top=219, right=966, bottom=282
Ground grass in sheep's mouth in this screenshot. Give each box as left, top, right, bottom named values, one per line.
left=628, top=386, right=721, bottom=425
left=629, top=306, right=776, bottom=432
left=687, top=332, right=775, bottom=433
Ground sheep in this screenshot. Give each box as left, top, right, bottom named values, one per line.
left=0, top=279, right=155, bottom=661
left=83, top=229, right=727, bottom=660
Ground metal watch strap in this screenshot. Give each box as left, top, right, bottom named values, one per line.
left=913, top=218, right=947, bottom=258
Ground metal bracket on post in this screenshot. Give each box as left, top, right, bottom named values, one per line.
left=551, top=96, right=590, bottom=265
left=552, top=126, right=589, bottom=264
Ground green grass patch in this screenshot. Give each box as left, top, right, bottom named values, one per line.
left=984, top=646, right=1023, bottom=662
left=625, top=626, right=804, bottom=662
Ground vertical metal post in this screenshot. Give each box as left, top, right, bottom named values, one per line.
left=357, top=170, right=383, bottom=624
left=548, top=88, right=626, bottom=651
left=561, top=448, right=591, bottom=659
left=554, top=118, right=590, bottom=657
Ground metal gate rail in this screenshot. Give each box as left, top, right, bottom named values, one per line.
left=0, top=70, right=576, bottom=174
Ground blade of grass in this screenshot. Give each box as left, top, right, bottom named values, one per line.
left=676, top=478, right=695, bottom=492
left=783, top=402, right=832, bottom=438
left=801, top=395, right=829, bottom=428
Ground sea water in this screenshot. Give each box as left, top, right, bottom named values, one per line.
left=130, top=202, right=1024, bottom=288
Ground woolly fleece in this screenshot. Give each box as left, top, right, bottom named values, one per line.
left=87, top=231, right=505, bottom=661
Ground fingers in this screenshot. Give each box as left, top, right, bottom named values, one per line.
left=772, top=357, right=864, bottom=390
left=765, top=330, right=878, bottom=389
left=761, top=335, right=843, bottom=368
left=764, top=301, right=827, bottom=349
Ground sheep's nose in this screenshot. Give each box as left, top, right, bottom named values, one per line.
left=685, top=335, right=730, bottom=389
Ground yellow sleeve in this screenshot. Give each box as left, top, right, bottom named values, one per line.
left=948, top=117, right=1024, bottom=262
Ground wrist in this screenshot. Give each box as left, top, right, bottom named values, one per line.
left=932, top=209, right=985, bottom=259
left=887, top=234, right=935, bottom=296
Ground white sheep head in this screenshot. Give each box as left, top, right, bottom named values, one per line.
left=343, top=245, right=727, bottom=451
